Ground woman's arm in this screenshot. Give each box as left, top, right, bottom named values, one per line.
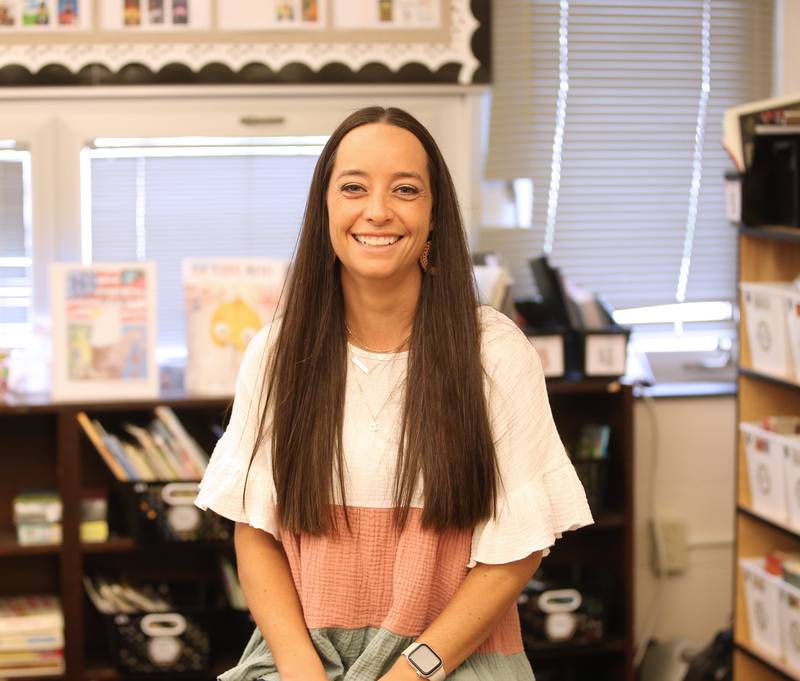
left=380, top=550, right=543, bottom=680
left=234, top=522, right=329, bottom=681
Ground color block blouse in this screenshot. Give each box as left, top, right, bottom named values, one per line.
left=195, top=305, right=594, bottom=681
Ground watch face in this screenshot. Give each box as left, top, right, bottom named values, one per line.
left=408, top=644, right=442, bottom=675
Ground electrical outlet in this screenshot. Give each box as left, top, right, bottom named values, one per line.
left=650, top=519, right=689, bottom=576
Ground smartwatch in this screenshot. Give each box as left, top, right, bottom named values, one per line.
left=401, top=642, right=446, bottom=680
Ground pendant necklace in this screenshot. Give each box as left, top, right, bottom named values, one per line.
left=351, top=367, right=407, bottom=433
left=345, top=324, right=410, bottom=432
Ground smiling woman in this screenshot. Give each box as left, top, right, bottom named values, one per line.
left=195, top=107, right=594, bottom=681
left=327, top=122, right=434, bottom=343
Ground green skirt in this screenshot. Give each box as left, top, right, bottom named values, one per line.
left=219, top=626, right=536, bottom=681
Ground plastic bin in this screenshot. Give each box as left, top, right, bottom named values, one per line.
left=740, top=282, right=794, bottom=379
left=740, top=422, right=793, bottom=523
left=780, top=579, right=800, bottom=673
left=785, top=288, right=800, bottom=382
left=114, top=481, right=231, bottom=543
left=104, top=609, right=211, bottom=674
left=740, top=557, right=783, bottom=659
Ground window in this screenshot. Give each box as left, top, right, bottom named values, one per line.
left=0, top=145, right=32, bottom=349
left=82, top=137, right=324, bottom=355
left=481, top=0, right=774, bottom=330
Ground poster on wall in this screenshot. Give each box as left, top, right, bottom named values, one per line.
left=50, top=262, right=159, bottom=401
left=100, top=0, right=211, bottom=31
left=217, top=0, right=324, bottom=31
left=0, top=0, right=92, bottom=30
left=183, top=258, right=288, bottom=396
left=333, top=0, right=440, bottom=29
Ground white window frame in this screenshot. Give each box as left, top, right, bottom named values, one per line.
left=0, top=85, right=485, bottom=331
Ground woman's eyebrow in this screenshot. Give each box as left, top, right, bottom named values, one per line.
left=334, top=169, right=425, bottom=182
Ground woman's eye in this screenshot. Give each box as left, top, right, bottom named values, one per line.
left=396, top=185, right=420, bottom=195
left=341, top=183, right=365, bottom=193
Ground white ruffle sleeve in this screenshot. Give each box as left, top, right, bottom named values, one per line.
left=469, top=309, right=594, bottom=567
left=194, top=324, right=280, bottom=540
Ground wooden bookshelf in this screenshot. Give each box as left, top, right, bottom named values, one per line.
left=734, top=226, right=800, bottom=681
left=1, top=381, right=633, bottom=680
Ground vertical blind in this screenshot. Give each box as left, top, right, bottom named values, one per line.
left=89, top=147, right=320, bottom=350
left=0, top=153, right=31, bottom=343
left=480, top=0, right=774, bottom=311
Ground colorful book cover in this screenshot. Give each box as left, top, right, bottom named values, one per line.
left=22, top=0, right=49, bottom=26
left=183, top=258, right=288, bottom=395
left=50, top=263, right=158, bottom=401
left=0, top=596, right=63, bottom=635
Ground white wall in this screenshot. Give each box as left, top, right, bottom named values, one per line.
left=634, top=395, right=736, bottom=651
left=779, top=0, right=800, bottom=94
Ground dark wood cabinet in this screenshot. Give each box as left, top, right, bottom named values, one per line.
left=1, top=381, right=633, bottom=680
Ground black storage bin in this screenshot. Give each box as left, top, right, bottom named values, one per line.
left=114, top=480, right=231, bottom=542
left=743, top=133, right=800, bottom=227
left=104, top=608, right=212, bottom=674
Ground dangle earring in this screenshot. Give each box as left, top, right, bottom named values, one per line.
left=419, top=231, right=435, bottom=274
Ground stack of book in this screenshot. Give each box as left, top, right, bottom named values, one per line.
left=77, top=406, right=211, bottom=482
left=13, top=492, right=62, bottom=546
left=0, top=595, right=64, bottom=677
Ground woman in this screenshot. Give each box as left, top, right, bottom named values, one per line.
left=196, top=106, right=593, bottom=680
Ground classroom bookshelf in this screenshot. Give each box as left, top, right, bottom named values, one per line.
left=734, top=226, right=800, bottom=681
left=0, top=380, right=633, bottom=681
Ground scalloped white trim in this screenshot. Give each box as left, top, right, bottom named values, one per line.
left=0, top=0, right=480, bottom=85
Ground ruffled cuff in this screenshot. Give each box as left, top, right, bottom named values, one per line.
left=468, top=461, right=594, bottom=567
left=194, top=436, right=280, bottom=540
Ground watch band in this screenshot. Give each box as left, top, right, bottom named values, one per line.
left=401, top=642, right=447, bottom=680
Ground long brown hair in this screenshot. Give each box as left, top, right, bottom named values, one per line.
left=249, top=106, right=499, bottom=535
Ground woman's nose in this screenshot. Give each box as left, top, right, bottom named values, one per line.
left=365, top=192, right=392, bottom=224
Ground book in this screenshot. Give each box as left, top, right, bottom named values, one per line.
left=80, top=520, right=109, bottom=543
left=92, top=422, right=139, bottom=481
left=154, top=406, right=210, bottom=474
left=50, top=262, right=158, bottom=401
left=0, top=629, right=64, bottom=652
left=76, top=412, right=128, bottom=481
left=123, top=424, right=176, bottom=480
left=0, top=597, right=63, bottom=635
left=473, top=264, right=511, bottom=310
left=13, top=492, right=62, bottom=525
left=0, top=661, right=65, bottom=677
left=575, top=424, right=611, bottom=460
left=150, top=425, right=201, bottom=480
left=84, top=576, right=170, bottom=615
left=16, top=523, right=62, bottom=546
left=120, top=441, right=158, bottom=481
left=0, top=649, right=64, bottom=666
left=183, top=258, right=287, bottom=395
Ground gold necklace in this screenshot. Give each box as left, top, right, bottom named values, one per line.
left=345, top=323, right=411, bottom=354
left=349, top=355, right=407, bottom=433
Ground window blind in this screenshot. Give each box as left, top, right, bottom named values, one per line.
left=88, top=147, right=320, bottom=351
left=0, top=152, right=31, bottom=344
left=481, top=0, right=774, bottom=311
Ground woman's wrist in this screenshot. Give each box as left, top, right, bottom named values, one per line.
left=275, top=647, right=328, bottom=680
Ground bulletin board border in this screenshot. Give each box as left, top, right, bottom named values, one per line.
left=0, top=0, right=490, bottom=86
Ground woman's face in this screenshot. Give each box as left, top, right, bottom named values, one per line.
left=327, top=123, right=433, bottom=291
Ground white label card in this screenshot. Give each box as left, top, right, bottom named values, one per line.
left=527, top=335, right=564, bottom=378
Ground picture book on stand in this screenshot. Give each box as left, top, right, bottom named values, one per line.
left=50, top=262, right=158, bottom=401
left=183, top=258, right=288, bottom=396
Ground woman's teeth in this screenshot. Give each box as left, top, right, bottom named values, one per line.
left=354, top=235, right=401, bottom=247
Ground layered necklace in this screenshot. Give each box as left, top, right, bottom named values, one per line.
left=346, top=324, right=410, bottom=433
